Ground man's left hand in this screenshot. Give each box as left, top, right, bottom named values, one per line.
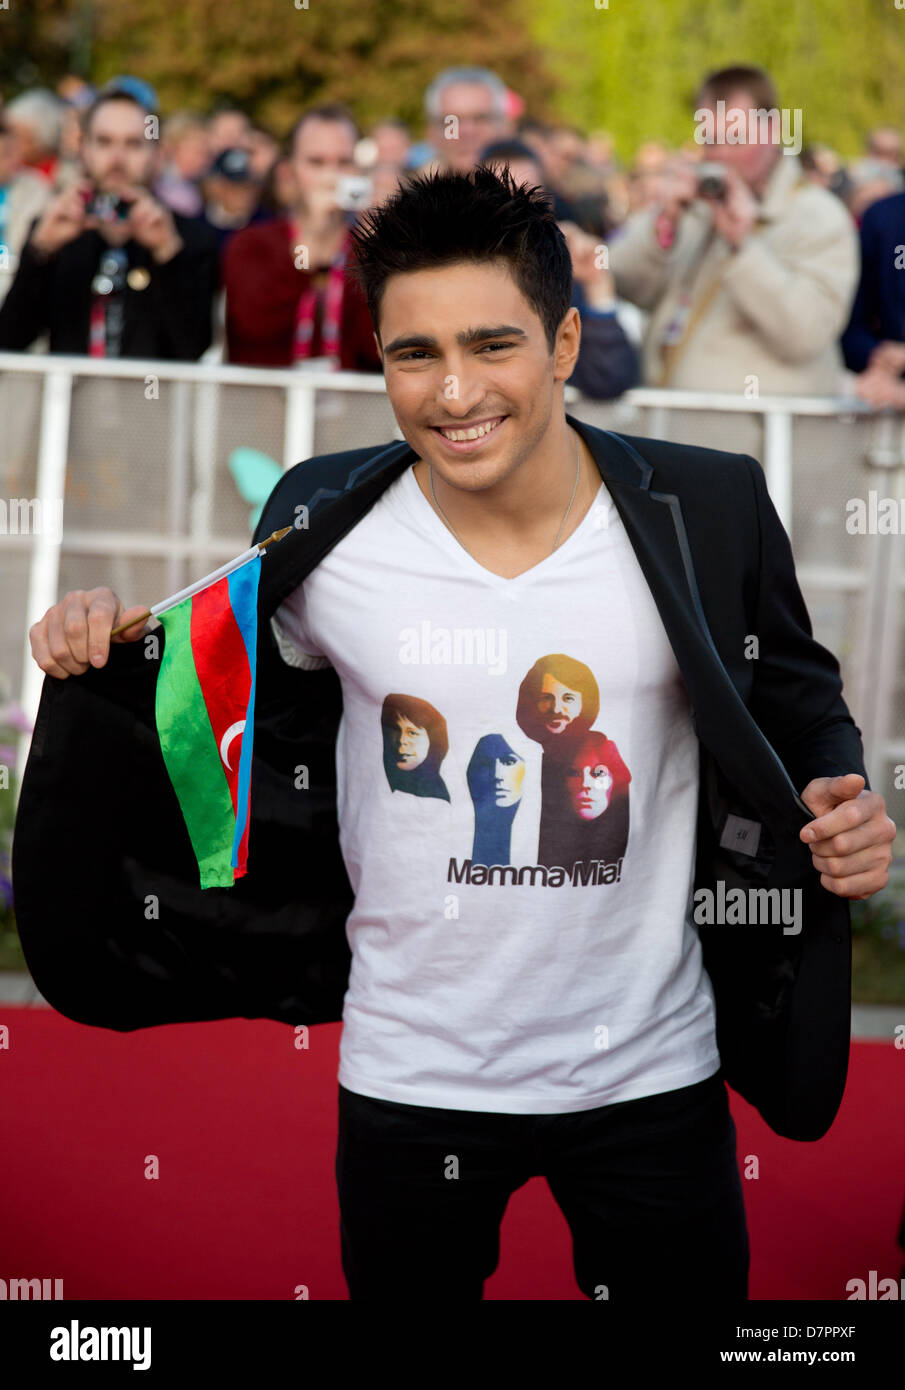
left=799, top=773, right=896, bottom=899
left=121, top=185, right=183, bottom=263
left=707, top=166, right=758, bottom=251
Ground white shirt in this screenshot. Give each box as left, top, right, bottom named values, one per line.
left=273, top=462, right=721, bottom=1113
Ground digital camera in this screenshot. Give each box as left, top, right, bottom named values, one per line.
left=82, top=187, right=131, bottom=222
left=335, top=175, right=374, bottom=212
left=696, top=162, right=728, bottom=201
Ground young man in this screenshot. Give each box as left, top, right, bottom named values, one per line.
left=19, top=166, right=895, bottom=1304
left=221, top=103, right=381, bottom=370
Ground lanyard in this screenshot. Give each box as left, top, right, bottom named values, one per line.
left=289, top=220, right=350, bottom=366
left=89, top=293, right=127, bottom=358
left=89, top=246, right=129, bottom=358
left=89, top=299, right=107, bottom=357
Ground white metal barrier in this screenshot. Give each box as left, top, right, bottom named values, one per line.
left=0, top=352, right=902, bottom=809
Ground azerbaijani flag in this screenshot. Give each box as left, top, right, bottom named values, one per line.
left=153, top=554, right=260, bottom=889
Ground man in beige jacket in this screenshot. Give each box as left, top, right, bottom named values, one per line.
left=608, top=65, right=859, bottom=396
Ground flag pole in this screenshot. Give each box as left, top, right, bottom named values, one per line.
left=109, top=526, right=293, bottom=638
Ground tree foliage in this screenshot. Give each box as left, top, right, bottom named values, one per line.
left=89, top=0, right=558, bottom=140
left=0, top=0, right=82, bottom=93
left=529, top=0, right=905, bottom=160
left=3, top=0, right=904, bottom=158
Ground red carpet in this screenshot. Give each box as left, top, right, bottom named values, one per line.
left=1, top=1007, right=902, bottom=1300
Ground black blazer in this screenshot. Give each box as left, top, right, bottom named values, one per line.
left=11, top=415, right=868, bottom=1141
left=0, top=213, right=219, bottom=361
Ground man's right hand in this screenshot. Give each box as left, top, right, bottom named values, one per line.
left=29, top=589, right=149, bottom=679
left=29, top=179, right=100, bottom=258
left=655, top=159, right=700, bottom=232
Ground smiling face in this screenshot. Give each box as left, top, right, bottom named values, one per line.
left=537, top=674, right=582, bottom=736
left=373, top=257, right=578, bottom=497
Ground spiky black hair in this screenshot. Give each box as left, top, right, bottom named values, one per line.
left=348, top=163, right=573, bottom=355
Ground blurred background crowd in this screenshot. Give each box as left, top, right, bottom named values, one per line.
left=0, top=60, right=903, bottom=406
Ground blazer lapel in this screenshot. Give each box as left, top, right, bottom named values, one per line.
left=567, top=415, right=815, bottom=832
left=257, top=437, right=414, bottom=616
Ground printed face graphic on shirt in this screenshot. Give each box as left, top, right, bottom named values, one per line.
left=467, top=734, right=527, bottom=809
left=567, top=758, right=614, bottom=820
left=539, top=730, right=632, bottom=870
left=467, top=733, right=528, bottom=868
left=380, top=656, right=631, bottom=877
left=381, top=694, right=451, bottom=801
left=561, top=733, right=630, bottom=820
left=516, top=654, right=599, bottom=755
left=537, top=675, right=582, bottom=736
left=393, top=714, right=430, bottom=771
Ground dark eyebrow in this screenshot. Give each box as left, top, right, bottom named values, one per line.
left=382, top=324, right=527, bottom=356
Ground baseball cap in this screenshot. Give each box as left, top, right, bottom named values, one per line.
left=101, top=75, right=159, bottom=114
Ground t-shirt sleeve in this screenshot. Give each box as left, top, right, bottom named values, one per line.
left=271, top=585, right=332, bottom=670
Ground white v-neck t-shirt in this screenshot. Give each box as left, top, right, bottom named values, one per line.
left=272, top=462, right=721, bottom=1113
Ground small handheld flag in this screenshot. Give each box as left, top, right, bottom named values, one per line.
left=115, top=527, right=291, bottom=890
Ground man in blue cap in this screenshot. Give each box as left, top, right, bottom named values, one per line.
left=0, top=80, right=218, bottom=360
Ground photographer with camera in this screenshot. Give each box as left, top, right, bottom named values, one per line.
left=0, top=83, right=218, bottom=360
left=221, top=103, right=382, bottom=370
left=608, top=64, right=859, bottom=396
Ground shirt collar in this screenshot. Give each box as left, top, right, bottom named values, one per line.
left=755, top=153, right=803, bottom=222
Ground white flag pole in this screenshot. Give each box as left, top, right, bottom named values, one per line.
left=110, top=526, right=293, bottom=638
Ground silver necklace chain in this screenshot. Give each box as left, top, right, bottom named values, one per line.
left=428, top=429, right=582, bottom=559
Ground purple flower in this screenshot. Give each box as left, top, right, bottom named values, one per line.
left=0, top=703, right=32, bottom=734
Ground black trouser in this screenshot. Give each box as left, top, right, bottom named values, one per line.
left=335, top=1068, right=749, bottom=1301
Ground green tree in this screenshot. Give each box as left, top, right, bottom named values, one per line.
left=0, top=0, right=88, bottom=94
left=529, top=0, right=905, bottom=160
left=90, top=0, right=558, bottom=139
left=5, top=0, right=905, bottom=165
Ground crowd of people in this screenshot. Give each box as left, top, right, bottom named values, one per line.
left=0, top=62, right=901, bottom=405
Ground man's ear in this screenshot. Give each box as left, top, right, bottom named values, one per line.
left=553, top=305, right=581, bottom=382
left=373, top=330, right=383, bottom=367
